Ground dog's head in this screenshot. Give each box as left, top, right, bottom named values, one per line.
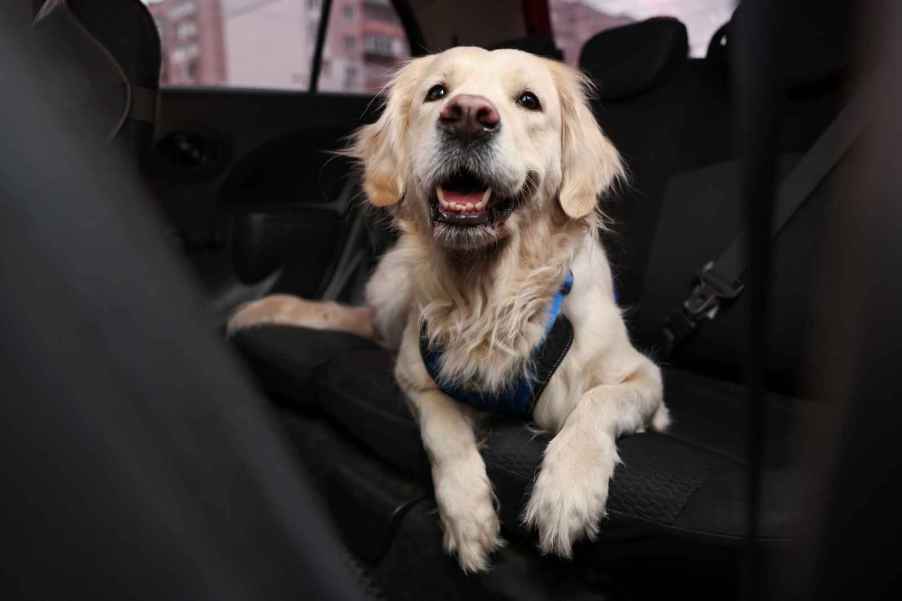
left=349, top=47, right=623, bottom=253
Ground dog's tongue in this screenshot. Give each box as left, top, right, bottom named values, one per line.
left=437, top=187, right=491, bottom=213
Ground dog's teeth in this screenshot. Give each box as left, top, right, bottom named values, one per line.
left=435, top=186, right=494, bottom=215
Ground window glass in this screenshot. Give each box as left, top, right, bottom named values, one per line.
left=549, top=0, right=735, bottom=65
left=143, top=0, right=410, bottom=92
left=318, top=0, right=410, bottom=94
left=143, top=0, right=319, bottom=89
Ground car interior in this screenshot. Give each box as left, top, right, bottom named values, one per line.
left=3, top=1, right=901, bottom=600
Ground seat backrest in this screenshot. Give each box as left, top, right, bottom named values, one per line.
left=581, top=3, right=852, bottom=394
left=579, top=17, right=692, bottom=311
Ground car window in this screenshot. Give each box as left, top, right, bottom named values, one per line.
left=318, top=0, right=410, bottom=94
left=549, top=0, right=735, bottom=65
left=142, top=0, right=409, bottom=92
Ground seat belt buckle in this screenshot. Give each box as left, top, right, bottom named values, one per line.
left=661, top=262, right=745, bottom=359
left=682, top=261, right=745, bottom=320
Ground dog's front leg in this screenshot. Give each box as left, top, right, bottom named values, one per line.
left=406, top=389, right=502, bottom=572
left=395, top=329, right=502, bottom=572
left=524, top=357, right=667, bottom=557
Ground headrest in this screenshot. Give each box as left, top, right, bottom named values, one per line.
left=26, top=0, right=161, bottom=147
left=25, top=2, right=126, bottom=141
left=706, top=1, right=851, bottom=91
left=579, top=17, right=688, bottom=101
left=67, top=0, right=162, bottom=92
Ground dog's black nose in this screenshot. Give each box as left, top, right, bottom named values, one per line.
left=439, top=94, right=500, bottom=141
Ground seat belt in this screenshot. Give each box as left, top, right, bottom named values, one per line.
left=660, top=91, right=870, bottom=358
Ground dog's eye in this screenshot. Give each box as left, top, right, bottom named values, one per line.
left=425, top=83, right=447, bottom=102
left=516, top=91, right=542, bottom=111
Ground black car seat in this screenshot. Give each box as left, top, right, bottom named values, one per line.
left=21, top=0, right=161, bottom=162
left=1, top=3, right=379, bottom=600
left=65, top=0, right=162, bottom=161
left=230, top=5, right=856, bottom=599
left=579, top=16, right=694, bottom=316
left=626, top=3, right=851, bottom=395
left=579, top=10, right=850, bottom=399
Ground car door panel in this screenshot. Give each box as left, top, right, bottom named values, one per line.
left=144, top=88, right=375, bottom=303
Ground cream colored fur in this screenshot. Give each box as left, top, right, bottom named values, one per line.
left=229, top=47, right=668, bottom=573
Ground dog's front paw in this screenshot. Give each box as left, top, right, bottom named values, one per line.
left=524, top=431, right=618, bottom=558
left=434, top=457, right=504, bottom=573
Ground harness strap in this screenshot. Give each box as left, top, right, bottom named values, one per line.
left=419, top=272, right=575, bottom=418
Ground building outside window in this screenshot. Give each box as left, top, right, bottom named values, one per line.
left=363, top=33, right=395, bottom=58
left=343, top=65, right=357, bottom=89
left=362, top=0, right=395, bottom=23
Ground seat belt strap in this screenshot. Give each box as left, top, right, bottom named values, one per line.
left=661, top=90, right=870, bottom=358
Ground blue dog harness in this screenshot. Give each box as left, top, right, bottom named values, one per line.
left=419, top=272, right=575, bottom=419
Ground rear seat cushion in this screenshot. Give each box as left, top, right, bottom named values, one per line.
left=233, top=326, right=803, bottom=550
left=232, top=326, right=380, bottom=413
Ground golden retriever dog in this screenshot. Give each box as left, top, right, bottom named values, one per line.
left=229, top=47, right=669, bottom=572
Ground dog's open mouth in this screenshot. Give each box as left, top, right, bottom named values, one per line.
left=431, top=170, right=518, bottom=228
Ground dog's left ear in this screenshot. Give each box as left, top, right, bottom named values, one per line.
left=551, top=63, right=624, bottom=220
left=347, top=57, right=432, bottom=207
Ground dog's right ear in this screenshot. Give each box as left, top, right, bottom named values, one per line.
left=347, top=57, right=431, bottom=207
